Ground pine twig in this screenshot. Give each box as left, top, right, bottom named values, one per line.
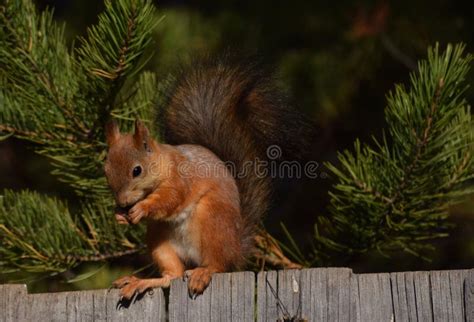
left=254, top=230, right=303, bottom=270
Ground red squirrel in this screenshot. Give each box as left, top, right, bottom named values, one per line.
left=104, top=57, right=312, bottom=299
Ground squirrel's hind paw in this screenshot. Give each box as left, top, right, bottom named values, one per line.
left=185, top=268, right=214, bottom=299
left=112, top=275, right=171, bottom=300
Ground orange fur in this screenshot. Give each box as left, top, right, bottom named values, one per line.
left=105, top=121, right=243, bottom=298
left=104, top=59, right=312, bottom=300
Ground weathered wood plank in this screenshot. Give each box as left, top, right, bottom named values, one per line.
left=327, top=268, right=352, bottom=321
left=65, top=289, right=95, bottom=322
left=447, top=269, right=466, bottom=322
left=0, top=286, right=165, bottom=322
left=230, top=271, right=255, bottom=321
left=300, top=268, right=329, bottom=321
left=277, top=269, right=302, bottom=320
left=104, top=288, right=165, bottom=322
left=405, top=272, right=419, bottom=322
left=91, top=289, right=108, bottom=322
left=26, top=292, right=68, bottom=321
left=431, top=270, right=449, bottom=321
left=142, top=287, right=166, bottom=322
left=430, top=270, right=467, bottom=322
left=169, top=271, right=254, bottom=322
left=445, top=269, right=463, bottom=322
left=169, top=277, right=189, bottom=322
left=256, top=270, right=278, bottom=321
left=169, top=276, right=212, bottom=321
left=257, top=268, right=353, bottom=321
left=466, top=269, right=474, bottom=322
left=186, top=277, right=212, bottom=321
left=349, top=272, right=360, bottom=322
left=2, top=268, right=473, bottom=321
left=2, top=284, right=28, bottom=322
left=414, top=271, right=434, bottom=321
left=450, top=269, right=469, bottom=322
left=357, top=273, right=393, bottom=321
left=390, top=272, right=413, bottom=322
left=0, top=285, right=5, bottom=322
left=210, top=272, right=232, bottom=321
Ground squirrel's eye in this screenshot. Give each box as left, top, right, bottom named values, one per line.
left=132, top=166, right=142, bottom=178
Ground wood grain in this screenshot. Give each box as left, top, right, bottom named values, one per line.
left=169, top=271, right=255, bottom=322
left=357, top=273, right=393, bottom=321
left=1, top=268, right=472, bottom=321
left=466, top=269, right=474, bottom=322
left=0, top=284, right=165, bottom=322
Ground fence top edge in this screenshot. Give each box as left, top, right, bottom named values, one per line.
left=3, top=267, right=473, bottom=295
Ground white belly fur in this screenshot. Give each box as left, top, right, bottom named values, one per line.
left=169, top=203, right=201, bottom=265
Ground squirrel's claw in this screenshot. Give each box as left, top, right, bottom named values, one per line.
left=188, top=291, right=198, bottom=300
left=184, top=270, right=192, bottom=280
left=128, top=202, right=148, bottom=224
left=112, top=275, right=166, bottom=301
left=185, top=268, right=212, bottom=299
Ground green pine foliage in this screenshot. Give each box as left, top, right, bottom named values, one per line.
left=0, top=0, right=157, bottom=197
left=0, top=0, right=159, bottom=275
left=313, top=44, right=474, bottom=261
left=0, top=190, right=144, bottom=274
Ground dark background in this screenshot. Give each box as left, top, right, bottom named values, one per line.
left=1, top=0, right=473, bottom=290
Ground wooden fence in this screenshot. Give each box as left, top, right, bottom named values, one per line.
left=1, top=268, right=473, bottom=321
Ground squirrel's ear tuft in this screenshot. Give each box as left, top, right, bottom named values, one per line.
left=134, top=119, right=151, bottom=152
left=105, top=120, right=120, bottom=146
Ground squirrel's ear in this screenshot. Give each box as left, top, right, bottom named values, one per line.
left=105, top=120, right=120, bottom=146
left=134, top=120, right=151, bottom=152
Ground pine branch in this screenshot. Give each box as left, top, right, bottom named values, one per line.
left=77, top=0, right=157, bottom=138
left=0, top=0, right=159, bottom=198
left=0, top=190, right=145, bottom=275
left=0, top=0, right=79, bottom=137
left=112, top=71, right=167, bottom=136
left=0, top=0, right=159, bottom=276
left=313, top=44, right=474, bottom=261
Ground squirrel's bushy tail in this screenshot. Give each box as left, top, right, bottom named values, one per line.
left=160, top=55, right=313, bottom=260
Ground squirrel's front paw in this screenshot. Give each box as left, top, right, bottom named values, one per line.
left=128, top=202, right=149, bottom=224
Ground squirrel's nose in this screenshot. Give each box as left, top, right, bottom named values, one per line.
left=116, top=195, right=129, bottom=208
left=117, top=201, right=128, bottom=208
